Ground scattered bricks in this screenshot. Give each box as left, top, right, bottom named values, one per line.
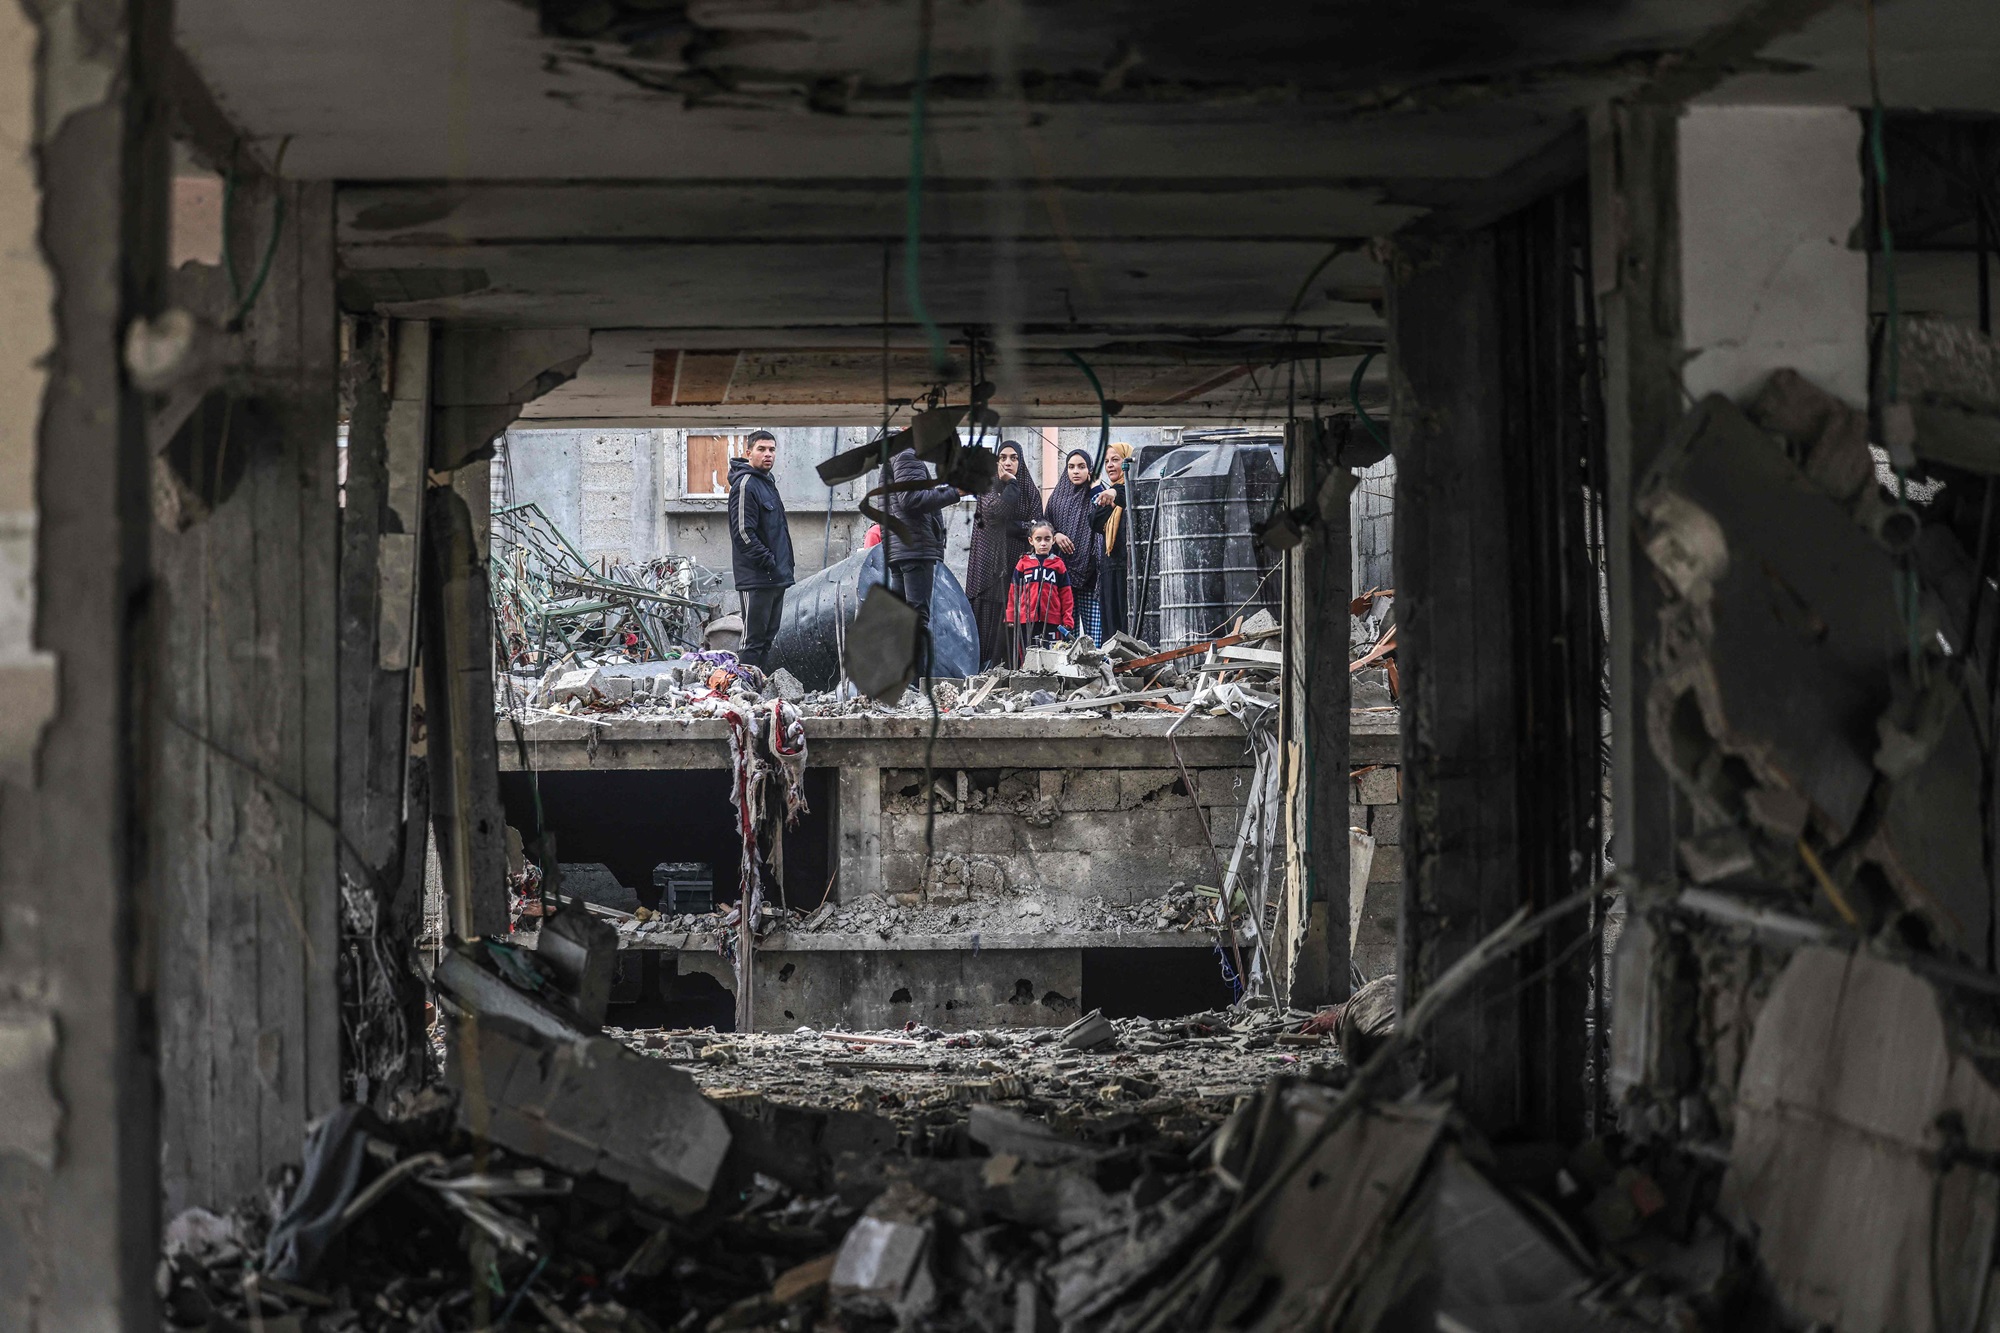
left=925, top=854, right=972, bottom=904
left=1355, top=766, right=1400, bottom=804
left=600, top=673, right=635, bottom=702
left=1061, top=770, right=1119, bottom=813
left=1369, top=804, right=1403, bottom=846
left=1368, top=845, right=1404, bottom=884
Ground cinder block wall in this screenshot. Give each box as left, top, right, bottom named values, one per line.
left=1350, top=759, right=1403, bottom=980
left=1350, top=455, right=1396, bottom=594
left=872, top=765, right=1255, bottom=904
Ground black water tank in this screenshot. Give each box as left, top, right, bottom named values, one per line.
left=767, top=544, right=980, bottom=689
left=1131, top=434, right=1284, bottom=649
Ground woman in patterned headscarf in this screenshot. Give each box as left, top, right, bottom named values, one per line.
left=1044, top=448, right=1106, bottom=643
left=965, top=440, right=1044, bottom=668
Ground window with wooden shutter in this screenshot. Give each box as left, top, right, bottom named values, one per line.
left=684, top=433, right=742, bottom=496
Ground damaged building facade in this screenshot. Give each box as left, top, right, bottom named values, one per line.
left=5, top=1, right=2000, bottom=1330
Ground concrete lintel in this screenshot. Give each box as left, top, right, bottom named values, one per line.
left=497, top=712, right=1397, bottom=770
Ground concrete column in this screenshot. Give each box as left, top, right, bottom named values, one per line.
left=1388, top=227, right=1529, bottom=1126
left=837, top=764, right=883, bottom=901
left=0, top=0, right=167, bottom=1323
left=1283, top=418, right=1352, bottom=1008
left=155, top=173, right=344, bottom=1213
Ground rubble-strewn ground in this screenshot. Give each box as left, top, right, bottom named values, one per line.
left=161, top=1009, right=1346, bottom=1333
left=615, top=886, right=1229, bottom=943
left=613, top=1012, right=1337, bottom=1137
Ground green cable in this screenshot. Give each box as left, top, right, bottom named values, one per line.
left=1064, top=349, right=1110, bottom=478
left=1350, top=352, right=1390, bottom=451
left=220, top=137, right=292, bottom=327
left=904, top=1, right=947, bottom=376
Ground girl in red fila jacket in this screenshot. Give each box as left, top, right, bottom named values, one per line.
left=1004, top=520, right=1075, bottom=665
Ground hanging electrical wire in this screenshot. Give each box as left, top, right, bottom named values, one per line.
left=904, top=0, right=948, bottom=377
left=1064, top=348, right=1113, bottom=479
left=220, top=135, right=294, bottom=328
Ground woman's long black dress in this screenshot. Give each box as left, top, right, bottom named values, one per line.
left=967, top=476, right=1044, bottom=668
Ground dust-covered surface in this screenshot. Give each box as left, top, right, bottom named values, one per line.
left=609, top=885, right=1235, bottom=947
left=610, top=1011, right=1338, bottom=1137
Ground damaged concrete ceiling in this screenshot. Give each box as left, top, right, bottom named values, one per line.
left=177, top=0, right=2000, bottom=424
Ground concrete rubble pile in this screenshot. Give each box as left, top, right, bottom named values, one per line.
left=1601, top=363, right=2000, bottom=1331
left=594, top=883, right=1230, bottom=945
left=499, top=612, right=1284, bottom=726
left=162, top=892, right=1749, bottom=1333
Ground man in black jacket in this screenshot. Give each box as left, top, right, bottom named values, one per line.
left=727, top=430, right=794, bottom=671
left=882, top=441, right=964, bottom=674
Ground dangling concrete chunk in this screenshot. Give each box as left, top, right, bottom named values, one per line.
left=448, top=1014, right=730, bottom=1216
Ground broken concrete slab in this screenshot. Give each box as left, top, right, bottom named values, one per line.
left=1059, top=1008, right=1117, bottom=1051
left=1048, top=1176, right=1230, bottom=1324
left=535, top=907, right=618, bottom=1030
left=448, top=1014, right=730, bottom=1216
left=967, top=1105, right=1110, bottom=1167
left=829, top=1184, right=939, bottom=1322
left=1208, top=1096, right=1447, bottom=1330
left=433, top=944, right=583, bottom=1045
left=1640, top=394, right=1901, bottom=840
left=1721, top=945, right=2000, bottom=1333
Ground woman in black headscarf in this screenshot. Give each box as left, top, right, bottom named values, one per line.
left=1045, top=448, right=1106, bottom=642
left=966, top=440, right=1044, bottom=668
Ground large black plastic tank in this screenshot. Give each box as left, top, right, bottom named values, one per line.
left=767, top=544, right=980, bottom=689
left=1129, top=433, right=1284, bottom=649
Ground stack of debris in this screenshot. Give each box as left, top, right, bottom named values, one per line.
left=1349, top=587, right=1398, bottom=707
left=492, top=501, right=723, bottom=669
left=497, top=614, right=1288, bottom=725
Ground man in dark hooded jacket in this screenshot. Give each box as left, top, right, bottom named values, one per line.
left=727, top=429, right=794, bottom=670
left=882, top=441, right=964, bottom=672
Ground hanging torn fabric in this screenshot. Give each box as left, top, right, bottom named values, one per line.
left=717, top=698, right=811, bottom=1013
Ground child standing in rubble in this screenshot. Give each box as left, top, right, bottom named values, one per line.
left=1004, top=520, right=1075, bottom=666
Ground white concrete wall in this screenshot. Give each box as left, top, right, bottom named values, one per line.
left=1678, top=105, right=1868, bottom=407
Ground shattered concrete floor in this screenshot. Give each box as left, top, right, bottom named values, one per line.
left=615, top=1011, right=1338, bottom=1138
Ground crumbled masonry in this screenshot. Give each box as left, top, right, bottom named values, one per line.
left=500, top=615, right=1284, bottom=724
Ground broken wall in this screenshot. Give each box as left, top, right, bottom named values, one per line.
left=0, top=0, right=166, bottom=1323
left=873, top=764, right=1255, bottom=906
